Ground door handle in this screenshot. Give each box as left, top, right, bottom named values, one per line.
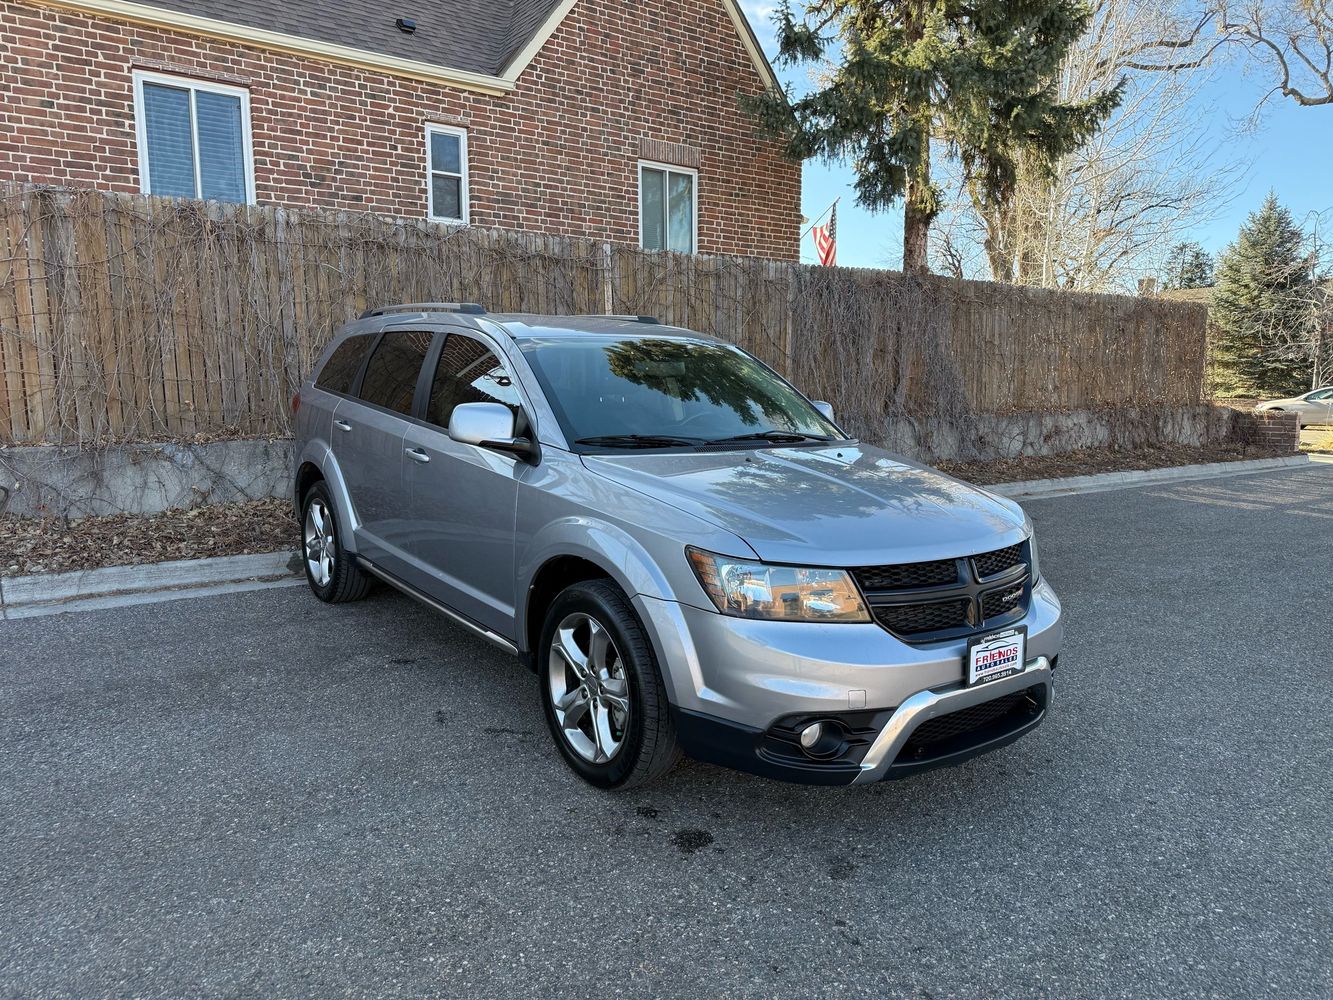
left=405, top=447, right=431, bottom=464
left=334, top=419, right=352, bottom=432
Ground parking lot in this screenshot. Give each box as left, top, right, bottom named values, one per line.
left=2, top=464, right=1331, bottom=999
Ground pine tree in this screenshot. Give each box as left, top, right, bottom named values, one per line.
left=1161, top=242, right=1213, bottom=290
left=746, top=1, right=1119, bottom=274
left=1211, top=194, right=1316, bottom=396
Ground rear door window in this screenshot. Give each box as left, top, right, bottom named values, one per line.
left=314, top=334, right=374, bottom=395
left=358, top=330, right=435, bottom=416
left=425, top=334, right=522, bottom=429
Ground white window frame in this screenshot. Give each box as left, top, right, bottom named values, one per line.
left=638, top=160, right=699, bottom=254
left=132, top=70, right=256, bottom=204
left=425, top=123, right=470, bottom=224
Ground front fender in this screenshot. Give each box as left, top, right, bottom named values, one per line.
left=514, top=512, right=754, bottom=656
left=516, top=516, right=674, bottom=616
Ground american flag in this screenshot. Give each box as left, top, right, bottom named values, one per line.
left=812, top=204, right=837, bottom=266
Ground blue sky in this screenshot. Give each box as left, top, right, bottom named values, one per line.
left=737, top=3, right=1333, bottom=272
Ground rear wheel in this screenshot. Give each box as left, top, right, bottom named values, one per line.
left=539, top=580, right=679, bottom=789
left=301, top=481, right=371, bottom=603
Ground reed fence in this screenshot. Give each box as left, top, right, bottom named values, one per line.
left=0, top=187, right=1209, bottom=447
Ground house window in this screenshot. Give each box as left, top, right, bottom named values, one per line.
left=132, top=71, right=253, bottom=204
left=426, top=124, right=469, bottom=223
left=639, top=162, right=696, bottom=253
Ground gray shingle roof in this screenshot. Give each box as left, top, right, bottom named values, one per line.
left=147, top=0, right=566, bottom=76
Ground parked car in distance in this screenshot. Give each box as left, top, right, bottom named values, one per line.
left=1256, top=386, right=1333, bottom=427
left=292, top=304, right=1063, bottom=789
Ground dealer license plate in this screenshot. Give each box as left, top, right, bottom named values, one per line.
left=966, top=626, right=1028, bottom=687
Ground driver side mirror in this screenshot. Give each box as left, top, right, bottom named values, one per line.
left=812, top=400, right=835, bottom=422
left=447, top=402, right=537, bottom=461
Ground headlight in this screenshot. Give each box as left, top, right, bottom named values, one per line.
left=1028, top=531, right=1042, bottom=583
left=686, top=547, right=870, bottom=623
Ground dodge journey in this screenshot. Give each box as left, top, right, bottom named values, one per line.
left=292, top=304, right=1063, bottom=789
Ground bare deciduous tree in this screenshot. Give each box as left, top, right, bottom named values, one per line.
left=934, top=1, right=1241, bottom=292
left=1219, top=1, right=1333, bottom=107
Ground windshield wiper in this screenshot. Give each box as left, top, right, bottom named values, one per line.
left=704, top=429, right=833, bottom=445
left=574, top=434, right=703, bottom=449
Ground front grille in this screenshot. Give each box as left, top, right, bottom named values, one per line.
left=981, top=584, right=1025, bottom=621
left=873, top=599, right=972, bottom=637
left=973, top=543, right=1024, bottom=579
left=900, top=690, right=1030, bottom=757
left=854, top=541, right=1031, bottom=643
left=853, top=559, right=958, bottom=592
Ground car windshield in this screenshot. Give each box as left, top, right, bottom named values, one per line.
left=520, top=335, right=845, bottom=448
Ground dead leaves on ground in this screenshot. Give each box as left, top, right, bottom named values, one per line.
left=2, top=498, right=298, bottom=577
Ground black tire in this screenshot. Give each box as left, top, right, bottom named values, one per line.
left=300, top=480, right=371, bottom=604
left=538, top=579, right=680, bottom=789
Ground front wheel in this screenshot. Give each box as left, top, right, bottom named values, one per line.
left=538, top=580, right=680, bottom=789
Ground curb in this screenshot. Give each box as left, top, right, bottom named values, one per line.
left=0, top=550, right=302, bottom=620
left=988, top=455, right=1313, bottom=500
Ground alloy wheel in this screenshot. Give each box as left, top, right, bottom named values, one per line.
left=547, top=612, right=631, bottom=763
left=304, top=497, right=335, bottom=588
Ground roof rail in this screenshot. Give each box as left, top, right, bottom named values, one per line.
left=568, top=313, right=660, bottom=324
left=359, top=302, right=487, bottom=319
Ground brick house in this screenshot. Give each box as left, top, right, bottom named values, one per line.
left=0, top=0, right=801, bottom=259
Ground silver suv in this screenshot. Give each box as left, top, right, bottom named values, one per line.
left=293, top=305, right=1063, bottom=789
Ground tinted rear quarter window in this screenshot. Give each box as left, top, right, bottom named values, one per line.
left=358, top=330, right=435, bottom=415
left=314, top=334, right=374, bottom=395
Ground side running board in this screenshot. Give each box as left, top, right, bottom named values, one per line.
left=355, top=558, right=519, bottom=656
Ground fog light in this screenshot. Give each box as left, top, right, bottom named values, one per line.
left=799, top=722, right=824, bottom=750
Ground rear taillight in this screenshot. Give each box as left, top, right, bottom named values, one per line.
left=291, top=391, right=301, bottom=415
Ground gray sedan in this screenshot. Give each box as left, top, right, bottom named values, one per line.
left=1257, top=386, right=1333, bottom=427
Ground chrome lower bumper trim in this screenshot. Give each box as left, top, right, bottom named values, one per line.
left=852, top=656, right=1052, bottom=784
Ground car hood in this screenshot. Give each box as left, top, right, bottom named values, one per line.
left=1258, top=397, right=1303, bottom=407
left=581, top=445, right=1029, bottom=566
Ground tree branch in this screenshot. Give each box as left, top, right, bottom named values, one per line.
left=1221, top=6, right=1333, bottom=107
left=1121, top=37, right=1231, bottom=72
left=1093, top=12, right=1218, bottom=73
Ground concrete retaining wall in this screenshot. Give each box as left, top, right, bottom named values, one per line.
left=0, top=403, right=1298, bottom=518
left=883, top=404, right=1245, bottom=463
left=0, top=438, right=293, bottom=518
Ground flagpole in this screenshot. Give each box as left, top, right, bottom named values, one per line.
left=800, top=197, right=840, bottom=239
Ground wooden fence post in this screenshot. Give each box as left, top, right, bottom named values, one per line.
left=601, top=242, right=614, bottom=314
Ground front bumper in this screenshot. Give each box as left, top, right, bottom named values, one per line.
left=672, top=657, right=1053, bottom=785
left=633, top=578, right=1062, bottom=785
left=851, top=655, right=1052, bottom=783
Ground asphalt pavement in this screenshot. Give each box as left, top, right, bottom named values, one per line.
left=2, top=464, right=1331, bottom=1000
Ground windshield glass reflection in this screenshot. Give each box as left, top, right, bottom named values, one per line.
left=521, top=336, right=843, bottom=446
